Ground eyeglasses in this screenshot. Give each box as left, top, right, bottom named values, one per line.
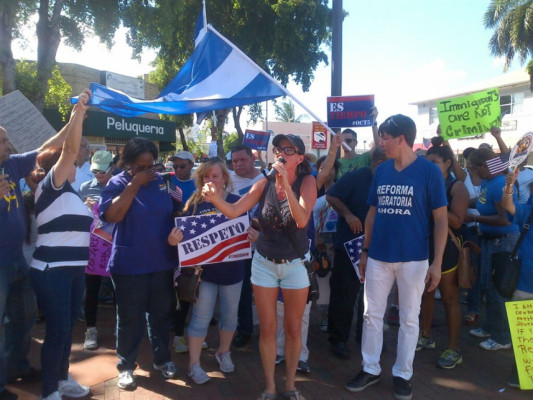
left=131, top=164, right=154, bottom=172
left=344, top=138, right=355, bottom=144
left=174, top=164, right=189, bottom=169
left=91, top=167, right=112, bottom=175
left=273, top=146, right=297, bottom=156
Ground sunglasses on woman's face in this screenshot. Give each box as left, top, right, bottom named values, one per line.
left=273, top=146, right=297, bottom=156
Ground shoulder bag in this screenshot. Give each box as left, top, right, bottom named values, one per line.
left=448, top=228, right=480, bottom=289
left=176, top=266, right=203, bottom=303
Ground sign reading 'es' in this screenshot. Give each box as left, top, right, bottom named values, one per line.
left=437, top=88, right=502, bottom=140
left=506, top=300, right=533, bottom=389
left=327, top=95, right=375, bottom=128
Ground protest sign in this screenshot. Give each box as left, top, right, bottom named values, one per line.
left=506, top=300, right=533, bottom=389
left=86, top=205, right=112, bottom=277
left=312, top=122, right=328, bottom=149
left=344, top=234, right=365, bottom=282
left=327, top=95, right=374, bottom=128
left=243, top=129, right=271, bottom=151
left=0, top=90, right=57, bottom=153
left=437, top=88, right=501, bottom=140
left=175, top=213, right=251, bottom=267
left=509, top=132, right=533, bottom=169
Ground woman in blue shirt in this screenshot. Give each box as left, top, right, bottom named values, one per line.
left=99, top=138, right=177, bottom=391
left=465, top=148, right=519, bottom=350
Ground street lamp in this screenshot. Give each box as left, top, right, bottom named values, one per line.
left=363, top=140, right=367, bottom=150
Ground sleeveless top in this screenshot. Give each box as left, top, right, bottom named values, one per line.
left=256, top=176, right=310, bottom=260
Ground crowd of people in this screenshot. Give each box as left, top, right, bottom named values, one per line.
left=1, top=89, right=532, bottom=400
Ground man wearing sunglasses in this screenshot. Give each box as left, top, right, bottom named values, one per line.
left=79, top=151, right=113, bottom=205
left=170, top=151, right=196, bottom=204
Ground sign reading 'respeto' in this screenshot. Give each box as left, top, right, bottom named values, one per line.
left=437, top=88, right=502, bottom=140
left=506, top=300, right=533, bottom=389
left=327, top=95, right=375, bottom=128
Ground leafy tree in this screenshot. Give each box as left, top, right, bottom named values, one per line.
left=484, top=0, right=533, bottom=90
left=124, top=0, right=331, bottom=157
left=14, top=59, right=72, bottom=119
left=274, top=98, right=307, bottom=122
left=1, top=0, right=124, bottom=109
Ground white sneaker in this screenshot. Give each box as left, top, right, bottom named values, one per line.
left=117, top=370, right=136, bottom=390
left=188, top=363, right=210, bottom=384
left=153, top=361, right=177, bottom=379
left=40, top=391, right=62, bottom=400
left=215, top=351, right=235, bottom=372
left=479, top=338, right=512, bottom=350
left=173, top=336, right=188, bottom=353
left=83, top=327, right=98, bottom=350
left=58, top=373, right=90, bottom=398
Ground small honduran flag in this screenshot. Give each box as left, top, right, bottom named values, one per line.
left=486, top=152, right=510, bottom=175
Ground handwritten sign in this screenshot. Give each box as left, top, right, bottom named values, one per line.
left=506, top=299, right=533, bottom=389
left=175, top=213, right=251, bottom=267
left=437, top=88, right=501, bottom=140
left=327, top=95, right=374, bottom=128
left=312, top=122, right=328, bottom=149
left=0, top=90, right=57, bottom=153
left=86, top=205, right=111, bottom=277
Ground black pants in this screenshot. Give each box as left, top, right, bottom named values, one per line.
left=85, top=274, right=116, bottom=327
left=327, top=248, right=363, bottom=344
left=236, top=258, right=253, bottom=337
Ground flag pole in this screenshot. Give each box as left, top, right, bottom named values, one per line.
left=207, top=25, right=336, bottom=139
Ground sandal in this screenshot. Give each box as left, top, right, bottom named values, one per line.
left=282, top=389, right=305, bottom=400
left=258, top=392, right=277, bottom=400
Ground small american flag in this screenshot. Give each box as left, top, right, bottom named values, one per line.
left=167, top=180, right=183, bottom=203
left=486, top=153, right=510, bottom=175
left=344, top=235, right=365, bottom=281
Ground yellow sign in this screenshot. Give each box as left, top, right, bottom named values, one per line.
left=436, top=88, right=501, bottom=140
left=506, top=300, right=533, bottom=389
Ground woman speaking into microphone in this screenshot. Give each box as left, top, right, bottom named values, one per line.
left=202, top=134, right=316, bottom=400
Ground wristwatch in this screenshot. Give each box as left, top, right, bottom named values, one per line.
left=361, top=247, right=369, bottom=253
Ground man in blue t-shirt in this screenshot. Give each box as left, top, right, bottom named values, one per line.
left=325, top=147, right=386, bottom=359
left=345, top=115, right=448, bottom=400
left=0, top=123, right=72, bottom=399
left=170, top=151, right=196, bottom=204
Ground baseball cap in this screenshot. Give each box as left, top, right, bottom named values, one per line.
left=171, top=151, right=194, bottom=163
left=90, top=150, right=113, bottom=172
left=272, top=134, right=305, bottom=155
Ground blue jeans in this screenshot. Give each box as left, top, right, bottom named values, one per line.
left=30, top=266, right=84, bottom=397
left=111, top=270, right=174, bottom=371
left=188, top=280, right=243, bottom=338
left=480, top=233, right=519, bottom=344
left=0, top=257, right=37, bottom=392
left=236, top=259, right=253, bottom=337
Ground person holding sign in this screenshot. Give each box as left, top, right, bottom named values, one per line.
left=99, top=138, right=178, bottom=391
left=202, top=134, right=316, bottom=400
left=168, top=157, right=245, bottom=385
left=29, top=89, right=94, bottom=400
left=464, top=148, right=519, bottom=350
left=500, top=169, right=533, bottom=388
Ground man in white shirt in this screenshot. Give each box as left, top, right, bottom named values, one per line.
left=71, top=137, right=93, bottom=192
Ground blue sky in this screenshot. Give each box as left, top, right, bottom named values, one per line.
left=12, top=1, right=525, bottom=134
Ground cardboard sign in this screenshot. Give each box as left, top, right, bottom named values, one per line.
left=506, top=300, right=533, bottom=389
left=327, top=95, right=374, bottom=128
left=175, top=213, right=251, bottom=267
left=312, top=122, right=328, bottom=149
left=243, top=129, right=271, bottom=151
left=0, top=90, right=57, bottom=153
left=437, top=88, right=501, bottom=140
left=509, top=132, right=533, bottom=168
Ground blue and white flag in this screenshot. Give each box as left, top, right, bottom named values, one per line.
left=78, top=24, right=286, bottom=117
left=344, top=235, right=365, bottom=281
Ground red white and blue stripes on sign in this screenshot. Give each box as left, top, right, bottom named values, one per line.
left=175, top=213, right=251, bottom=267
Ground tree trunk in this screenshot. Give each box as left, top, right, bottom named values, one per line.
left=35, top=0, right=63, bottom=110
left=0, top=2, right=17, bottom=94
left=232, top=106, right=244, bottom=141
left=178, top=127, right=188, bottom=151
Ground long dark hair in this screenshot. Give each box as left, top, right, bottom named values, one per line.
left=30, top=147, right=62, bottom=184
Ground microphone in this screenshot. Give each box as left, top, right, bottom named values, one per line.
left=264, top=157, right=286, bottom=181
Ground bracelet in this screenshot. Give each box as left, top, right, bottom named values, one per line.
left=361, top=247, right=369, bottom=253
left=502, top=187, right=514, bottom=195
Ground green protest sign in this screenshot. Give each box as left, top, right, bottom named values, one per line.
left=437, top=88, right=501, bottom=140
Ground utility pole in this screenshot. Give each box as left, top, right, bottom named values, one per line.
left=331, top=0, right=343, bottom=150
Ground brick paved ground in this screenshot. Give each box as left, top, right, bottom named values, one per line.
left=6, top=297, right=532, bottom=399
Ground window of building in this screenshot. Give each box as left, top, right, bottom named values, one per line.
left=429, top=106, right=439, bottom=125
left=500, top=92, right=524, bottom=116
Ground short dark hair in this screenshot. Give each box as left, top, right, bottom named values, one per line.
left=231, top=145, right=253, bottom=158
left=342, top=128, right=357, bottom=141
left=121, top=138, right=158, bottom=166
left=426, top=144, right=455, bottom=173
left=379, top=114, right=416, bottom=147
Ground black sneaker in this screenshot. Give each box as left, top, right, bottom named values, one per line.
left=232, top=334, right=251, bottom=348
left=7, top=366, right=41, bottom=384
left=297, top=360, right=311, bottom=373
left=393, top=376, right=412, bottom=400
left=345, top=370, right=381, bottom=392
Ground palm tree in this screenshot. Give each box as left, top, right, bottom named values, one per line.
left=274, top=99, right=308, bottom=123
left=484, top=0, right=533, bottom=90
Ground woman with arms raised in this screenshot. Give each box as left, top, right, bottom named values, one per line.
left=202, top=134, right=317, bottom=400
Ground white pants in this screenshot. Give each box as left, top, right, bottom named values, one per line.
left=361, top=257, right=428, bottom=380
left=275, top=301, right=311, bottom=361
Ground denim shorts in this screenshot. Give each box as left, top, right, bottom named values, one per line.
left=251, top=252, right=309, bottom=290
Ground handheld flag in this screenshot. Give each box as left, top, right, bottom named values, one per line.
left=486, top=153, right=510, bottom=175
left=344, top=235, right=365, bottom=282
